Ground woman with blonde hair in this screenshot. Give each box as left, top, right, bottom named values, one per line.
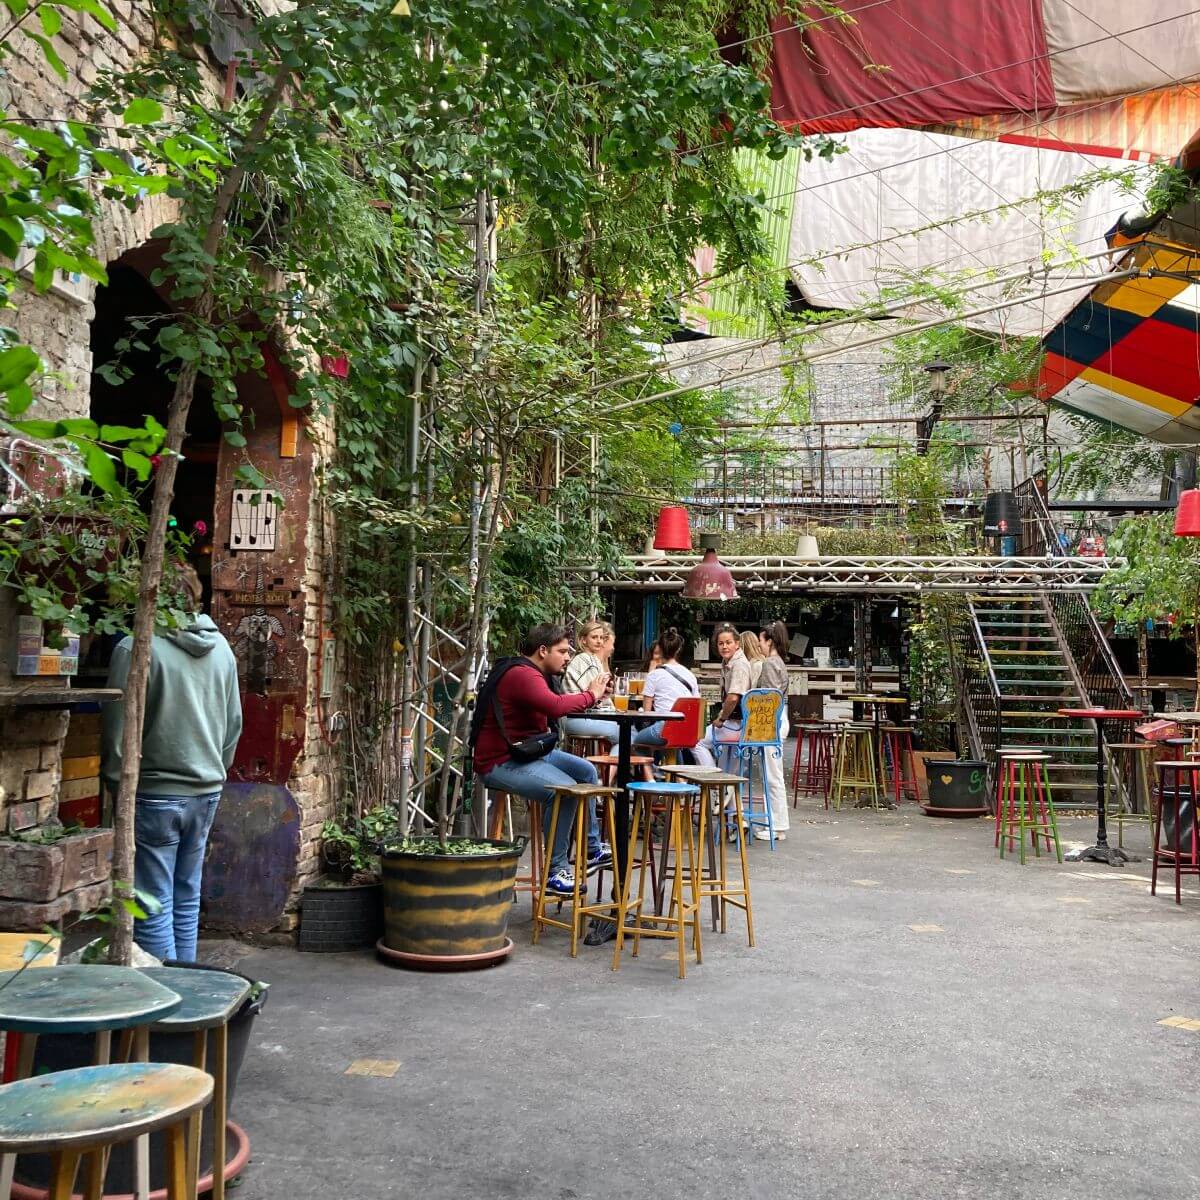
left=561, top=618, right=620, bottom=750
left=740, top=629, right=765, bottom=687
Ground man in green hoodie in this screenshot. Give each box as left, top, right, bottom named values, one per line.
left=101, top=565, right=242, bottom=962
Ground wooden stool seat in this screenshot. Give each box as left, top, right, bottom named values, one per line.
left=0, top=1063, right=211, bottom=1200
left=620, top=783, right=702, bottom=979
left=533, top=785, right=623, bottom=957
left=659, top=766, right=755, bottom=946
left=1106, top=742, right=1156, bottom=849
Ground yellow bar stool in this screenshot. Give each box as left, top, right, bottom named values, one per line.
left=532, top=784, right=620, bottom=958
left=1105, top=742, right=1156, bottom=849
left=830, top=722, right=882, bottom=810
left=615, top=782, right=703, bottom=979
left=661, top=765, right=756, bottom=945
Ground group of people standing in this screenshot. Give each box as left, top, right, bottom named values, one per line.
left=470, top=615, right=795, bottom=910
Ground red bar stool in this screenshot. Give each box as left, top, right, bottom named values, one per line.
left=880, top=724, right=918, bottom=805
left=995, top=750, right=1062, bottom=865
left=487, top=791, right=544, bottom=903
left=791, top=722, right=835, bottom=807
left=1152, top=760, right=1200, bottom=905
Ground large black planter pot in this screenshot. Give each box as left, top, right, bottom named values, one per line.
left=298, top=880, right=383, bottom=952
left=377, top=838, right=521, bottom=970
left=17, top=962, right=266, bottom=1197
left=926, top=760, right=989, bottom=813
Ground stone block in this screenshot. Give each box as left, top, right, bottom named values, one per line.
left=0, top=880, right=109, bottom=931
left=6, top=802, right=42, bottom=832
left=23, top=769, right=58, bottom=801
left=0, top=841, right=64, bottom=901
left=59, top=828, right=113, bottom=891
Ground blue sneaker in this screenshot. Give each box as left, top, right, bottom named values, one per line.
left=545, top=869, right=576, bottom=896
left=586, top=843, right=613, bottom=873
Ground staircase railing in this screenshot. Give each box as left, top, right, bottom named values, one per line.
left=947, top=604, right=1001, bottom=764
left=1012, top=477, right=1135, bottom=712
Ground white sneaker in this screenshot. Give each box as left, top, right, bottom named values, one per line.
left=754, top=829, right=786, bottom=842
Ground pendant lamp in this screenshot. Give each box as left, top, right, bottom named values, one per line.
left=982, top=491, right=1017, bottom=537
left=682, top=533, right=738, bottom=600
left=653, top=505, right=692, bottom=551
left=1175, top=489, right=1200, bottom=536
left=795, top=533, right=820, bottom=560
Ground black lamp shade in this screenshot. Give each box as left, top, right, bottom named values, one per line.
left=982, top=491, right=1017, bottom=537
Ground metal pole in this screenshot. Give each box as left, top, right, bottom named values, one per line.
left=397, top=355, right=424, bottom=835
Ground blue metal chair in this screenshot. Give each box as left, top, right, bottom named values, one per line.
left=719, top=688, right=785, bottom=850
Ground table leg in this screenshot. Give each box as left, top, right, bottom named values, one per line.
left=703, top=786, right=719, bottom=931
left=212, top=1022, right=229, bottom=1200
left=188, top=1029, right=207, bottom=1199
left=164, top=1122, right=188, bottom=1200
left=585, top=722, right=634, bottom=946
left=0, top=1031, right=37, bottom=1198
left=1066, top=718, right=1138, bottom=865
left=134, top=1025, right=150, bottom=1200
left=48, top=1150, right=82, bottom=1200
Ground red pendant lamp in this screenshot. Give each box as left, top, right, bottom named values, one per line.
left=653, top=506, right=692, bottom=551
left=682, top=533, right=738, bottom=600
left=1175, top=489, right=1200, bottom=536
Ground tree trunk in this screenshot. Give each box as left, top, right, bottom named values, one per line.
left=108, top=68, right=291, bottom=965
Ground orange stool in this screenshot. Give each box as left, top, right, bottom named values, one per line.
left=881, top=724, right=918, bottom=805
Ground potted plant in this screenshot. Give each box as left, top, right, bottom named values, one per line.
left=297, top=807, right=393, bottom=952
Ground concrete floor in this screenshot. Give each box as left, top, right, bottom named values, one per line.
left=220, top=798, right=1200, bottom=1200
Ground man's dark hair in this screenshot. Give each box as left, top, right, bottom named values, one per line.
left=520, top=623, right=570, bottom=656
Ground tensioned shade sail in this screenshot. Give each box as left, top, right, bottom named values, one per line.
left=764, top=1, right=1200, bottom=135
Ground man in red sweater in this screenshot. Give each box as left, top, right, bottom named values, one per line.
left=474, top=623, right=610, bottom=895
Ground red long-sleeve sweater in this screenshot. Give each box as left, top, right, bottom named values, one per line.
left=473, top=662, right=594, bottom=775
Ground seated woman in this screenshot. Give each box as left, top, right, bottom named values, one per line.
left=633, top=627, right=699, bottom=751
left=561, top=618, right=621, bottom=750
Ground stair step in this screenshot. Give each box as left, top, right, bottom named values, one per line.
left=978, top=619, right=1052, bottom=626
left=988, top=650, right=1064, bottom=657
left=997, top=695, right=1080, bottom=704
left=983, top=635, right=1060, bottom=642
left=991, top=664, right=1072, bottom=672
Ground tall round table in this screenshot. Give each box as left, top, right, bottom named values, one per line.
left=1057, top=708, right=1144, bottom=866
left=582, top=708, right=683, bottom=945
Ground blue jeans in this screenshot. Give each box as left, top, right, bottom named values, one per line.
left=481, top=750, right=600, bottom=873
left=561, top=716, right=621, bottom=748
left=632, top=721, right=666, bottom=748
left=134, top=791, right=221, bottom=962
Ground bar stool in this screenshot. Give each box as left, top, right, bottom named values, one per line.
left=487, top=791, right=544, bottom=904
left=660, top=766, right=755, bottom=945
left=996, top=751, right=1062, bottom=865
left=830, top=723, right=881, bottom=810
left=566, top=735, right=612, bottom=761
left=791, top=722, right=835, bottom=808
left=880, top=724, right=918, bottom=805
left=587, top=753, right=655, bottom=786
left=616, top=782, right=702, bottom=979
left=532, top=784, right=620, bottom=956
left=0, top=1063, right=212, bottom=1200
left=1152, top=760, right=1200, bottom=905
left=1105, top=742, right=1156, bottom=850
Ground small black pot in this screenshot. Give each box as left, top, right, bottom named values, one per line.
left=298, top=879, right=383, bottom=952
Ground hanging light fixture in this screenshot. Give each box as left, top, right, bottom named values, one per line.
left=652, top=505, right=692, bottom=551
left=1175, top=489, right=1200, bottom=536
left=795, top=532, right=820, bottom=559
left=683, top=532, right=738, bottom=600
left=923, top=358, right=953, bottom=394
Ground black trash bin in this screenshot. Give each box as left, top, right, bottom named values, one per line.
left=17, top=961, right=267, bottom=1197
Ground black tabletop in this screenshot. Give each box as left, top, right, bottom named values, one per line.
left=595, top=710, right=684, bottom=726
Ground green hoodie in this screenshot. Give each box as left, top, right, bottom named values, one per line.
left=101, top=615, right=243, bottom=797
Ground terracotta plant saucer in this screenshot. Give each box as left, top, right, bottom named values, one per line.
left=375, top=937, right=513, bottom=972
left=920, top=803, right=990, bottom=819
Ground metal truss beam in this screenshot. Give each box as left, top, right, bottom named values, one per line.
left=583, top=555, right=1120, bottom=594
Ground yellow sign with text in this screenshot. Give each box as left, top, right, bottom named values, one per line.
left=743, top=691, right=783, bottom=744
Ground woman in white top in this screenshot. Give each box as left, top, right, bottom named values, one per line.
left=632, top=627, right=698, bottom=748
left=561, top=618, right=621, bottom=749
left=756, top=620, right=791, bottom=840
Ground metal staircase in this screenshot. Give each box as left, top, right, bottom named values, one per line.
left=949, top=477, right=1136, bottom=805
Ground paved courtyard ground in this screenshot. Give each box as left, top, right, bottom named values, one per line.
left=218, top=797, right=1200, bottom=1200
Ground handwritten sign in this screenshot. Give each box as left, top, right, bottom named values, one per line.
left=743, top=691, right=783, bottom=744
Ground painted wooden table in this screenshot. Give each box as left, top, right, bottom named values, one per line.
left=0, top=1062, right=212, bottom=1200
left=1058, top=708, right=1145, bottom=866
left=0, top=965, right=182, bottom=1200
left=140, top=968, right=251, bottom=1200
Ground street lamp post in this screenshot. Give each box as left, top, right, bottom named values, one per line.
left=915, top=359, right=952, bottom=455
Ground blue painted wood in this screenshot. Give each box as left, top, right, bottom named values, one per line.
left=140, top=968, right=250, bottom=1032
left=0, top=966, right=180, bottom=1033
left=0, top=1063, right=211, bottom=1151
